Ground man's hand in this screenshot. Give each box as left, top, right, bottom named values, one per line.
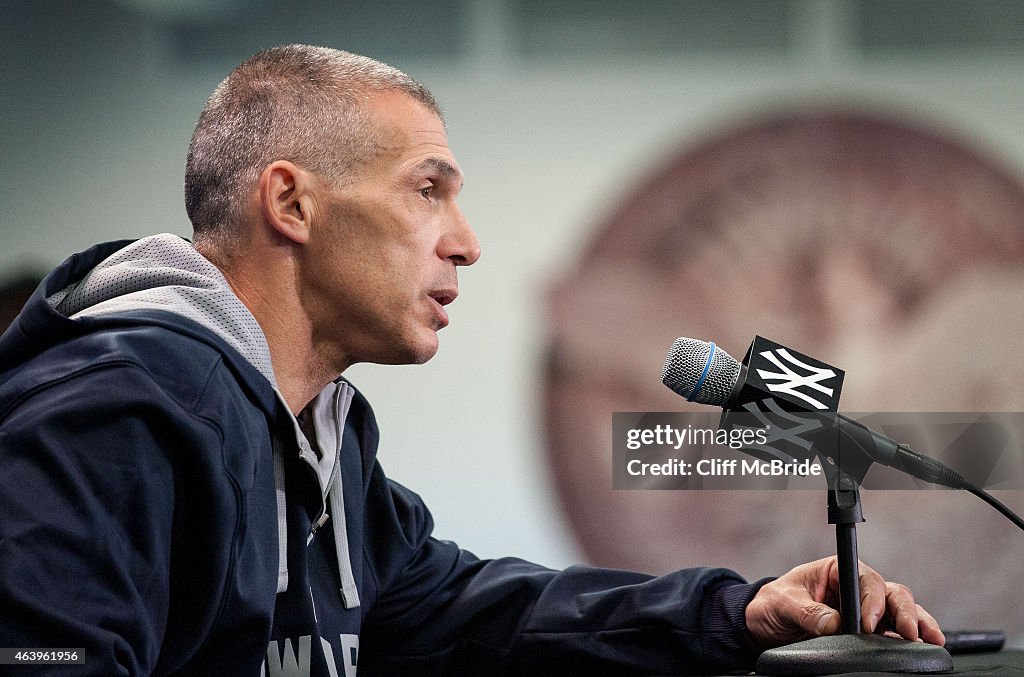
left=745, top=556, right=945, bottom=648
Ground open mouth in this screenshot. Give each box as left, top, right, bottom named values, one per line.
left=428, top=291, right=456, bottom=307
left=428, top=290, right=456, bottom=327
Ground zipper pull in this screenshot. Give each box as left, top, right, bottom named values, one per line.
left=309, top=512, right=330, bottom=540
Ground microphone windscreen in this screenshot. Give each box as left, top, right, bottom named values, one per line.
left=661, top=337, right=741, bottom=406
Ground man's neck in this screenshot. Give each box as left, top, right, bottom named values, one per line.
left=206, top=253, right=346, bottom=415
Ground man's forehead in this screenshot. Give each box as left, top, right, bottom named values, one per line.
left=365, top=92, right=456, bottom=156
left=367, top=90, right=445, bottom=136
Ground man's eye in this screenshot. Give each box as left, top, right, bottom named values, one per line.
left=420, top=185, right=434, bottom=199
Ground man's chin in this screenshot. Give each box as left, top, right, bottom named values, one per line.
left=372, top=337, right=440, bottom=366
left=408, top=345, right=438, bottom=365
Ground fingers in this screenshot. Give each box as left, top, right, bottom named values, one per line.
left=802, top=601, right=841, bottom=637
left=747, top=557, right=847, bottom=647
left=794, top=557, right=842, bottom=637
left=916, top=603, right=946, bottom=646
left=856, top=562, right=889, bottom=633
left=882, top=582, right=920, bottom=640
left=857, top=563, right=945, bottom=646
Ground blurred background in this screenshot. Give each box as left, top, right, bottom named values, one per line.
left=4, top=0, right=1024, bottom=645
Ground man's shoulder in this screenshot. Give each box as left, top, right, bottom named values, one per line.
left=0, top=316, right=264, bottom=418
left=28, top=317, right=219, bottom=371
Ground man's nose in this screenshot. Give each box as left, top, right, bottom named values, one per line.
left=441, top=208, right=481, bottom=266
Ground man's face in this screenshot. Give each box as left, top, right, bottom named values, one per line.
left=302, top=90, right=480, bottom=368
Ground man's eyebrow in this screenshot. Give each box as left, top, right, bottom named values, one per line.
left=417, top=157, right=464, bottom=187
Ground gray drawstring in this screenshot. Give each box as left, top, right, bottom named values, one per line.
left=273, top=438, right=289, bottom=594
left=326, top=383, right=360, bottom=609
left=271, top=381, right=360, bottom=608
left=329, top=458, right=360, bottom=609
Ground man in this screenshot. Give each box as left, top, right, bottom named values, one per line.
left=0, top=45, right=942, bottom=676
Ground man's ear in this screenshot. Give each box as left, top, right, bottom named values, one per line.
left=258, top=160, right=317, bottom=245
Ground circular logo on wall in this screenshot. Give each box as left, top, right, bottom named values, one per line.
left=542, top=109, right=1024, bottom=632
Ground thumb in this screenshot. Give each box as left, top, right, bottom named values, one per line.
left=802, top=603, right=842, bottom=637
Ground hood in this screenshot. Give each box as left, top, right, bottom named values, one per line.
left=0, top=234, right=360, bottom=608
left=0, top=236, right=273, bottom=399
left=49, top=233, right=278, bottom=385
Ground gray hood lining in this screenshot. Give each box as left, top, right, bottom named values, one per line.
left=50, top=233, right=277, bottom=386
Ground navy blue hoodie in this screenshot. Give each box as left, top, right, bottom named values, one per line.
left=0, top=235, right=766, bottom=676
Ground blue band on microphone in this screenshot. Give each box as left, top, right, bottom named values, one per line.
left=687, top=342, right=715, bottom=402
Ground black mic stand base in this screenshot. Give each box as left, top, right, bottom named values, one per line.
left=756, top=634, right=953, bottom=675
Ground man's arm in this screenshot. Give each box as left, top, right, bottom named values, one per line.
left=358, top=477, right=767, bottom=675
left=358, top=475, right=943, bottom=675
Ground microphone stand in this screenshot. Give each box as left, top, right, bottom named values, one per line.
left=691, top=336, right=956, bottom=673
left=756, top=470, right=953, bottom=675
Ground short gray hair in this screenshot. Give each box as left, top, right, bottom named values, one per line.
left=185, top=44, right=442, bottom=245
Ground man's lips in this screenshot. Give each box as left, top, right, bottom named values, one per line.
left=429, top=290, right=457, bottom=307
left=428, top=289, right=457, bottom=327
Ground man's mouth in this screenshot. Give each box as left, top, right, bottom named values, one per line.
left=428, top=289, right=457, bottom=327
left=428, top=290, right=457, bottom=307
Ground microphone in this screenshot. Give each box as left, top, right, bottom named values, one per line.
left=661, top=337, right=968, bottom=489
